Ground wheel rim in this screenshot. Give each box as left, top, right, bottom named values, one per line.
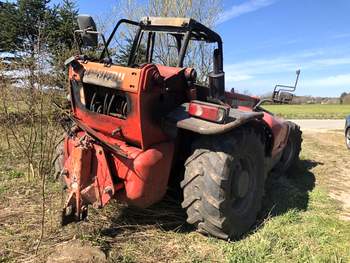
left=230, top=156, right=256, bottom=214
left=346, top=129, right=350, bottom=148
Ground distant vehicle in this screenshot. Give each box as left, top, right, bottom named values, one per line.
left=346, top=115, right=350, bottom=149
left=272, top=69, right=301, bottom=104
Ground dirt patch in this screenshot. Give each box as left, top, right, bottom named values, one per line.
left=302, top=130, right=350, bottom=220
left=46, top=240, right=106, bottom=263
left=1, top=128, right=350, bottom=262
left=290, top=119, right=344, bottom=130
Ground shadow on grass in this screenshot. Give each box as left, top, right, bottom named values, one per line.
left=100, top=159, right=322, bottom=241
left=100, top=189, right=191, bottom=239
left=260, top=159, right=320, bottom=218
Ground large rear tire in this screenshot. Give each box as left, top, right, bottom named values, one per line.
left=278, top=121, right=302, bottom=173
left=181, top=128, right=265, bottom=240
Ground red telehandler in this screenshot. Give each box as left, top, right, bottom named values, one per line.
left=57, top=15, right=302, bottom=239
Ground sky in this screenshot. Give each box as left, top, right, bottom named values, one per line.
left=217, top=0, right=350, bottom=97
left=40, top=0, right=350, bottom=96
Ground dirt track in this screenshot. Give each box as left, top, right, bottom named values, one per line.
left=290, top=119, right=349, bottom=220
left=290, top=119, right=345, bottom=130
left=302, top=130, right=350, bottom=220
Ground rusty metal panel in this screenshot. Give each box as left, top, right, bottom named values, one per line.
left=141, top=17, right=191, bottom=27
left=82, top=62, right=141, bottom=93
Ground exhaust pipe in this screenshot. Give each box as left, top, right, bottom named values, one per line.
left=209, top=44, right=225, bottom=100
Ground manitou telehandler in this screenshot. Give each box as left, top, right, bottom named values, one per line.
left=57, top=15, right=302, bottom=239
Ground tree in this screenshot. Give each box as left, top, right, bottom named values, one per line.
left=47, top=0, right=79, bottom=85
left=113, top=36, right=147, bottom=66
left=0, top=0, right=79, bottom=88
left=105, top=0, right=222, bottom=81
left=340, top=92, right=350, bottom=105
left=17, top=0, right=51, bottom=54
left=147, top=0, right=222, bottom=81
left=0, top=0, right=78, bottom=61
left=340, top=92, right=348, bottom=104
left=48, top=0, right=78, bottom=51
left=0, top=2, right=21, bottom=51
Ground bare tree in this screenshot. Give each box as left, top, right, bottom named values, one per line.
left=148, top=0, right=222, bottom=81
left=100, top=0, right=223, bottom=80
left=0, top=24, right=63, bottom=180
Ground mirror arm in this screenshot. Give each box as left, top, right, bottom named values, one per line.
left=273, top=70, right=301, bottom=96
left=294, top=70, right=301, bottom=88
left=253, top=99, right=273, bottom=110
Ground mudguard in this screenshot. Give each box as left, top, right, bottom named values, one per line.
left=165, top=103, right=264, bottom=135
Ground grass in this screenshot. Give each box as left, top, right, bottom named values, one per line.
left=225, top=188, right=350, bottom=262
left=263, top=104, right=350, bottom=119
left=0, top=127, right=350, bottom=262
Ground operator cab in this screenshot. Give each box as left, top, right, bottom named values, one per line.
left=73, top=16, right=226, bottom=103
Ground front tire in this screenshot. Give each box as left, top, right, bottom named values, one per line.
left=346, top=128, right=350, bottom=150
left=278, top=121, right=302, bottom=173
left=181, top=128, right=265, bottom=240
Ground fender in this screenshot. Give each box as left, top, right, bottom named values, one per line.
left=164, top=103, right=264, bottom=135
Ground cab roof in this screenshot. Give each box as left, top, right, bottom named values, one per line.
left=140, top=16, right=222, bottom=43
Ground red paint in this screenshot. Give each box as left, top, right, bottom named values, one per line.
left=115, top=141, right=174, bottom=207
left=63, top=137, right=115, bottom=212
left=225, top=91, right=289, bottom=158
left=63, top=132, right=174, bottom=210
left=64, top=60, right=291, bottom=219
left=261, top=113, right=289, bottom=156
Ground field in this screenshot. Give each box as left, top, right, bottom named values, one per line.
left=1, top=126, right=350, bottom=262
left=263, top=104, right=350, bottom=119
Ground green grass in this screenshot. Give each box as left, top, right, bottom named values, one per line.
left=1, top=126, right=350, bottom=262
left=223, top=188, right=350, bottom=262
left=263, top=104, right=350, bottom=119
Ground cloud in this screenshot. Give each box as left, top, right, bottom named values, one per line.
left=312, top=57, right=350, bottom=67
left=223, top=47, right=350, bottom=96
left=217, top=0, right=276, bottom=24
left=225, top=57, right=296, bottom=76
left=303, top=74, right=350, bottom=87
left=225, top=73, right=254, bottom=82
left=224, top=48, right=350, bottom=78
left=331, top=33, right=350, bottom=39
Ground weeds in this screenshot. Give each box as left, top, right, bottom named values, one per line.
left=0, top=185, right=6, bottom=195
left=0, top=55, right=66, bottom=259
left=0, top=120, right=350, bottom=262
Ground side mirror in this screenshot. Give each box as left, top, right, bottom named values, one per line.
left=77, top=15, right=98, bottom=48
left=272, top=69, right=301, bottom=104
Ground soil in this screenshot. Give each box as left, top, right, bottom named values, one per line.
left=302, top=130, right=350, bottom=220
